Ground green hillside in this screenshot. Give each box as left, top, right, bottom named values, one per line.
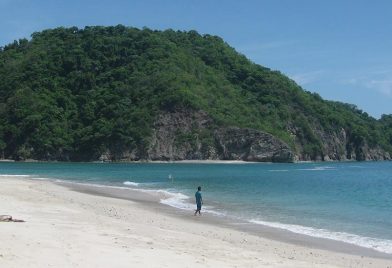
left=0, top=25, right=391, bottom=161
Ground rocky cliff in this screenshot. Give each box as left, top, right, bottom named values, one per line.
left=98, top=109, right=391, bottom=162
left=100, top=110, right=295, bottom=162
left=290, top=123, right=391, bottom=161
left=147, top=110, right=295, bottom=162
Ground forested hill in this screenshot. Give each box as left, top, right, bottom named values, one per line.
left=0, top=25, right=391, bottom=162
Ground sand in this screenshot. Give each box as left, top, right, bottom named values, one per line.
left=1, top=176, right=392, bottom=268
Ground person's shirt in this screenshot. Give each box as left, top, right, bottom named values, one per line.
left=195, top=191, right=202, bottom=204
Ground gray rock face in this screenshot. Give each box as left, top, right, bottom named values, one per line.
left=322, top=129, right=391, bottom=161
left=146, top=110, right=294, bottom=162
left=146, top=109, right=214, bottom=160
left=214, top=128, right=294, bottom=162
left=290, top=124, right=391, bottom=161
left=101, top=110, right=390, bottom=162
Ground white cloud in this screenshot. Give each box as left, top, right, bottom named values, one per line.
left=341, top=69, right=392, bottom=98
left=342, top=78, right=358, bottom=85
left=289, top=70, right=325, bottom=86
left=365, top=80, right=392, bottom=97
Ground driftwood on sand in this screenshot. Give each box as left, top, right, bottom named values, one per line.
left=0, top=215, right=25, bottom=222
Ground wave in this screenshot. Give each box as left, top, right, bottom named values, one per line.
left=297, top=166, right=336, bottom=171
left=249, top=219, right=392, bottom=254
left=159, top=191, right=192, bottom=209
left=55, top=180, right=139, bottom=191
left=30, top=177, right=50, bottom=181
left=268, top=169, right=289, bottom=172
left=53, top=179, right=224, bottom=215
left=0, top=174, right=31, bottom=177
left=349, top=165, right=366, bottom=169
left=123, top=181, right=139, bottom=187
left=158, top=190, right=226, bottom=216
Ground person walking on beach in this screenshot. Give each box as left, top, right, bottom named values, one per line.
left=194, top=186, right=203, bottom=216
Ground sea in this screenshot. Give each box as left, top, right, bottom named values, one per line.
left=1, top=161, right=392, bottom=254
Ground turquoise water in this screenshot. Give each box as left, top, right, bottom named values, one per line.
left=1, top=161, right=392, bottom=253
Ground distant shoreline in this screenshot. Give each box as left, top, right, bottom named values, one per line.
left=1, top=158, right=386, bottom=164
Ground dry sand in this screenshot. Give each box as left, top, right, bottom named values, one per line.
left=1, top=176, right=392, bottom=267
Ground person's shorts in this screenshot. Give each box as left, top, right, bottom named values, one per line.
left=197, top=203, right=202, bottom=210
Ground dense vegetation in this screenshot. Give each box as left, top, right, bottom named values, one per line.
left=0, top=25, right=391, bottom=161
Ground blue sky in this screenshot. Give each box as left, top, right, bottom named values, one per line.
left=1, top=0, right=391, bottom=118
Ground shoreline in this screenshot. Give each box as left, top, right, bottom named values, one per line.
left=2, top=158, right=391, bottom=164
left=64, top=179, right=392, bottom=259
left=1, top=176, right=392, bottom=267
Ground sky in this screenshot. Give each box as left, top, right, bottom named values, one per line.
left=1, top=0, right=391, bottom=118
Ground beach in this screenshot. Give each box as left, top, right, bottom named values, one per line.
left=1, top=176, right=391, bottom=267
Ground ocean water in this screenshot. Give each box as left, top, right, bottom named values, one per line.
left=1, top=161, right=392, bottom=253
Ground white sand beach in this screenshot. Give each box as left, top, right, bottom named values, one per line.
left=1, top=176, right=391, bottom=268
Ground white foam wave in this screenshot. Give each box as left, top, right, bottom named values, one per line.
left=202, top=207, right=227, bottom=216
left=30, top=177, right=49, bottom=181
left=57, top=180, right=226, bottom=216
left=160, top=192, right=192, bottom=209
left=349, top=165, right=365, bottom=168
left=57, top=180, right=138, bottom=191
left=0, top=174, right=31, bottom=177
left=297, top=166, right=336, bottom=171
left=249, top=219, right=392, bottom=254
left=123, top=181, right=139, bottom=187
left=158, top=191, right=226, bottom=216
left=268, top=169, right=289, bottom=172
